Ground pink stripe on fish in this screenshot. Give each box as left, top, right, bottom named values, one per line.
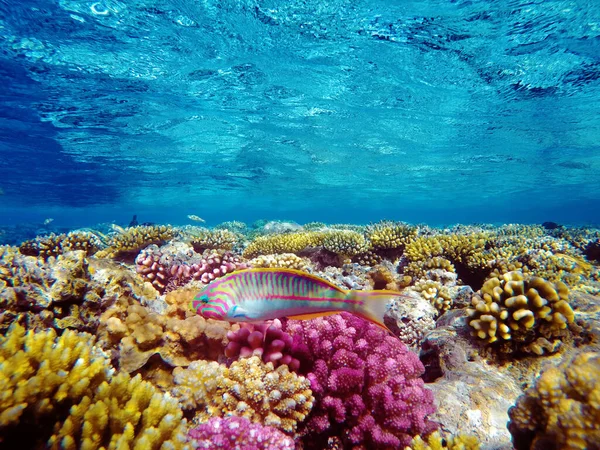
left=273, top=295, right=363, bottom=305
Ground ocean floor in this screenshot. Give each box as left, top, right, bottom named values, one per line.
left=0, top=220, right=599, bottom=449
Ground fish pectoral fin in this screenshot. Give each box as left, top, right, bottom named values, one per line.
left=228, top=305, right=252, bottom=319
left=286, top=311, right=340, bottom=320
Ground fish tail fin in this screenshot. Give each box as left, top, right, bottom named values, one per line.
left=345, top=290, right=402, bottom=334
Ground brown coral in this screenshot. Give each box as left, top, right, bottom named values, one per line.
left=508, top=352, right=600, bottom=450
left=95, top=225, right=176, bottom=261
left=172, top=356, right=314, bottom=434
left=466, top=271, right=574, bottom=354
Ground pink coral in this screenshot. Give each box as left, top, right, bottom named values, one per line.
left=285, top=313, right=437, bottom=449
left=224, top=319, right=301, bottom=371
left=189, top=416, right=294, bottom=450
left=135, top=244, right=246, bottom=293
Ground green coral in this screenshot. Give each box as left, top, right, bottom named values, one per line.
left=322, top=230, right=370, bottom=256
left=508, top=352, right=600, bottom=450
left=242, top=232, right=326, bottom=258
left=187, top=228, right=240, bottom=251
left=466, top=271, right=574, bottom=354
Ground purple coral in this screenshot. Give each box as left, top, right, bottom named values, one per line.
left=225, top=319, right=301, bottom=372
left=188, top=416, right=294, bottom=450
left=285, top=312, right=437, bottom=449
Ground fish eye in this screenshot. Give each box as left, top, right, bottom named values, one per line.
left=200, top=294, right=210, bottom=304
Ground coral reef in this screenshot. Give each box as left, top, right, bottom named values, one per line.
left=508, top=352, right=600, bottom=450
left=285, top=313, right=437, bottom=449
left=243, top=231, right=325, bottom=258
left=0, top=323, right=188, bottom=449
left=413, top=280, right=453, bottom=313
left=366, top=221, right=417, bottom=251
left=99, top=286, right=231, bottom=372
left=95, top=225, right=176, bottom=260
left=172, top=356, right=313, bottom=433
left=19, top=231, right=102, bottom=259
left=386, top=291, right=437, bottom=349
left=466, top=271, right=574, bottom=354
left=224, top=319, right=301, bottom=371
left=188, top=416, right=295, bottom=450
left=249, top=253, right=309, bottom=270
left=187, top=228, right=239, bottom=251
left=135, top=243, right=246, bottom=293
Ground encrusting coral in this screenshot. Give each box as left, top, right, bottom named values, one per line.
left=99, top=286, right=231, bottom=372
left=285, top=313, right=437, bottom=449
left=466, top=271, right=575, bottom=355
left=172, top=356, right=314, bottom=434
left=508, top=352, right=600, bottom=450
left=0, top=323, right=189, bottom=449
left=407, top=431, right=480, bottom=450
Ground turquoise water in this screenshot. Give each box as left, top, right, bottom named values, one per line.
left=1, top=0, right=599, bottom=228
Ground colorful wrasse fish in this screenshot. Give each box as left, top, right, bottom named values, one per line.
left=191, top=268, right=403, bottom=332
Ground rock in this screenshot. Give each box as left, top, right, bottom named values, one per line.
left=420, top=309, right=522, bottom=449
left=386, top=290, right=436, bottom=349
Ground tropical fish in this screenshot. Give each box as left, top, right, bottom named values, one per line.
left=43, top=218, right=54, bottom=225
left=188, top=214, right=206, bottom=223
left=110, top=223, right=126, bottom=233
left=191, top=268, right=402, bottom=332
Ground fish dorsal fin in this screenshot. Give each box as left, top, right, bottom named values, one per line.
left=230, top=268, right=347, bottom=293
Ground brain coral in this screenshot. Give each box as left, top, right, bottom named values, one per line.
left=508, top=352, right=600, bottom=450
left=0, top=323, right=189, bottom=449
left=172, top=355, right=314, bottom=434
left=466, top=271, right=574, bottom=354
left=285, top=313, right=437, bottom=449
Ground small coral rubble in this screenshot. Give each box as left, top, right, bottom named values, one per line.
left=508, top=352, right=600, bottom=450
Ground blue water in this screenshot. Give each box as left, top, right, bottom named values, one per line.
left=1, top=0, right=599, bottom=228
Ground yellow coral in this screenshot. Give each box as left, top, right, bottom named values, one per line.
left=0, top=323, right=189, bottom=449
left=322, top=230, right=370, bottom=256
left=19, top=232, right=102, bottom=259
left=366, top=221, right=417, bottom=250
left=188, top=228, right=239, bottom=251
left=172, top=356, right=314, bottom=433
left=95, top=225, right=175, bottom=260
left=408, top=431, right=480, bottom=450
left=413, top=280, right=453, bottom=313
left=466, top=271, right=574, bottom=354
left=250, top=253, right=309, bottom=270
left=404, top=257, right=456, bottom=279
left=242, top=232, right=326, bottom=258
left=508, top=352, right=600, bottom=450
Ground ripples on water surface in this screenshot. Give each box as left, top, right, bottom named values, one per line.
left=0, top=0, right=599, bottom=225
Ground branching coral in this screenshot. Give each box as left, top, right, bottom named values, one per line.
left=0, top=323, right=189, bottom=449
left=365, top=221, right=417, bottom=251
left=95, top=225, right=176, bottom=260
left=249, top=253, right=309, bottom=271
left=172, top=356, right=314, bottom=434
left=466, top=271, right=574, bottom=354
left=135, top=243, right=246, bottom=293
left=508, top=352, right=600, bottom=450
left=188, top=416, right=294, bottom=450
left=322, top=230, right=370, bottom=257
left=242, top=231, right=326, bottom=259
left=404, top=257, right=456, bottom=281
left=285, top=313, right=437, bottom=449
left=19, top=231, right=102, bottom=259
left=188, top=228, right=240, bottom=252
